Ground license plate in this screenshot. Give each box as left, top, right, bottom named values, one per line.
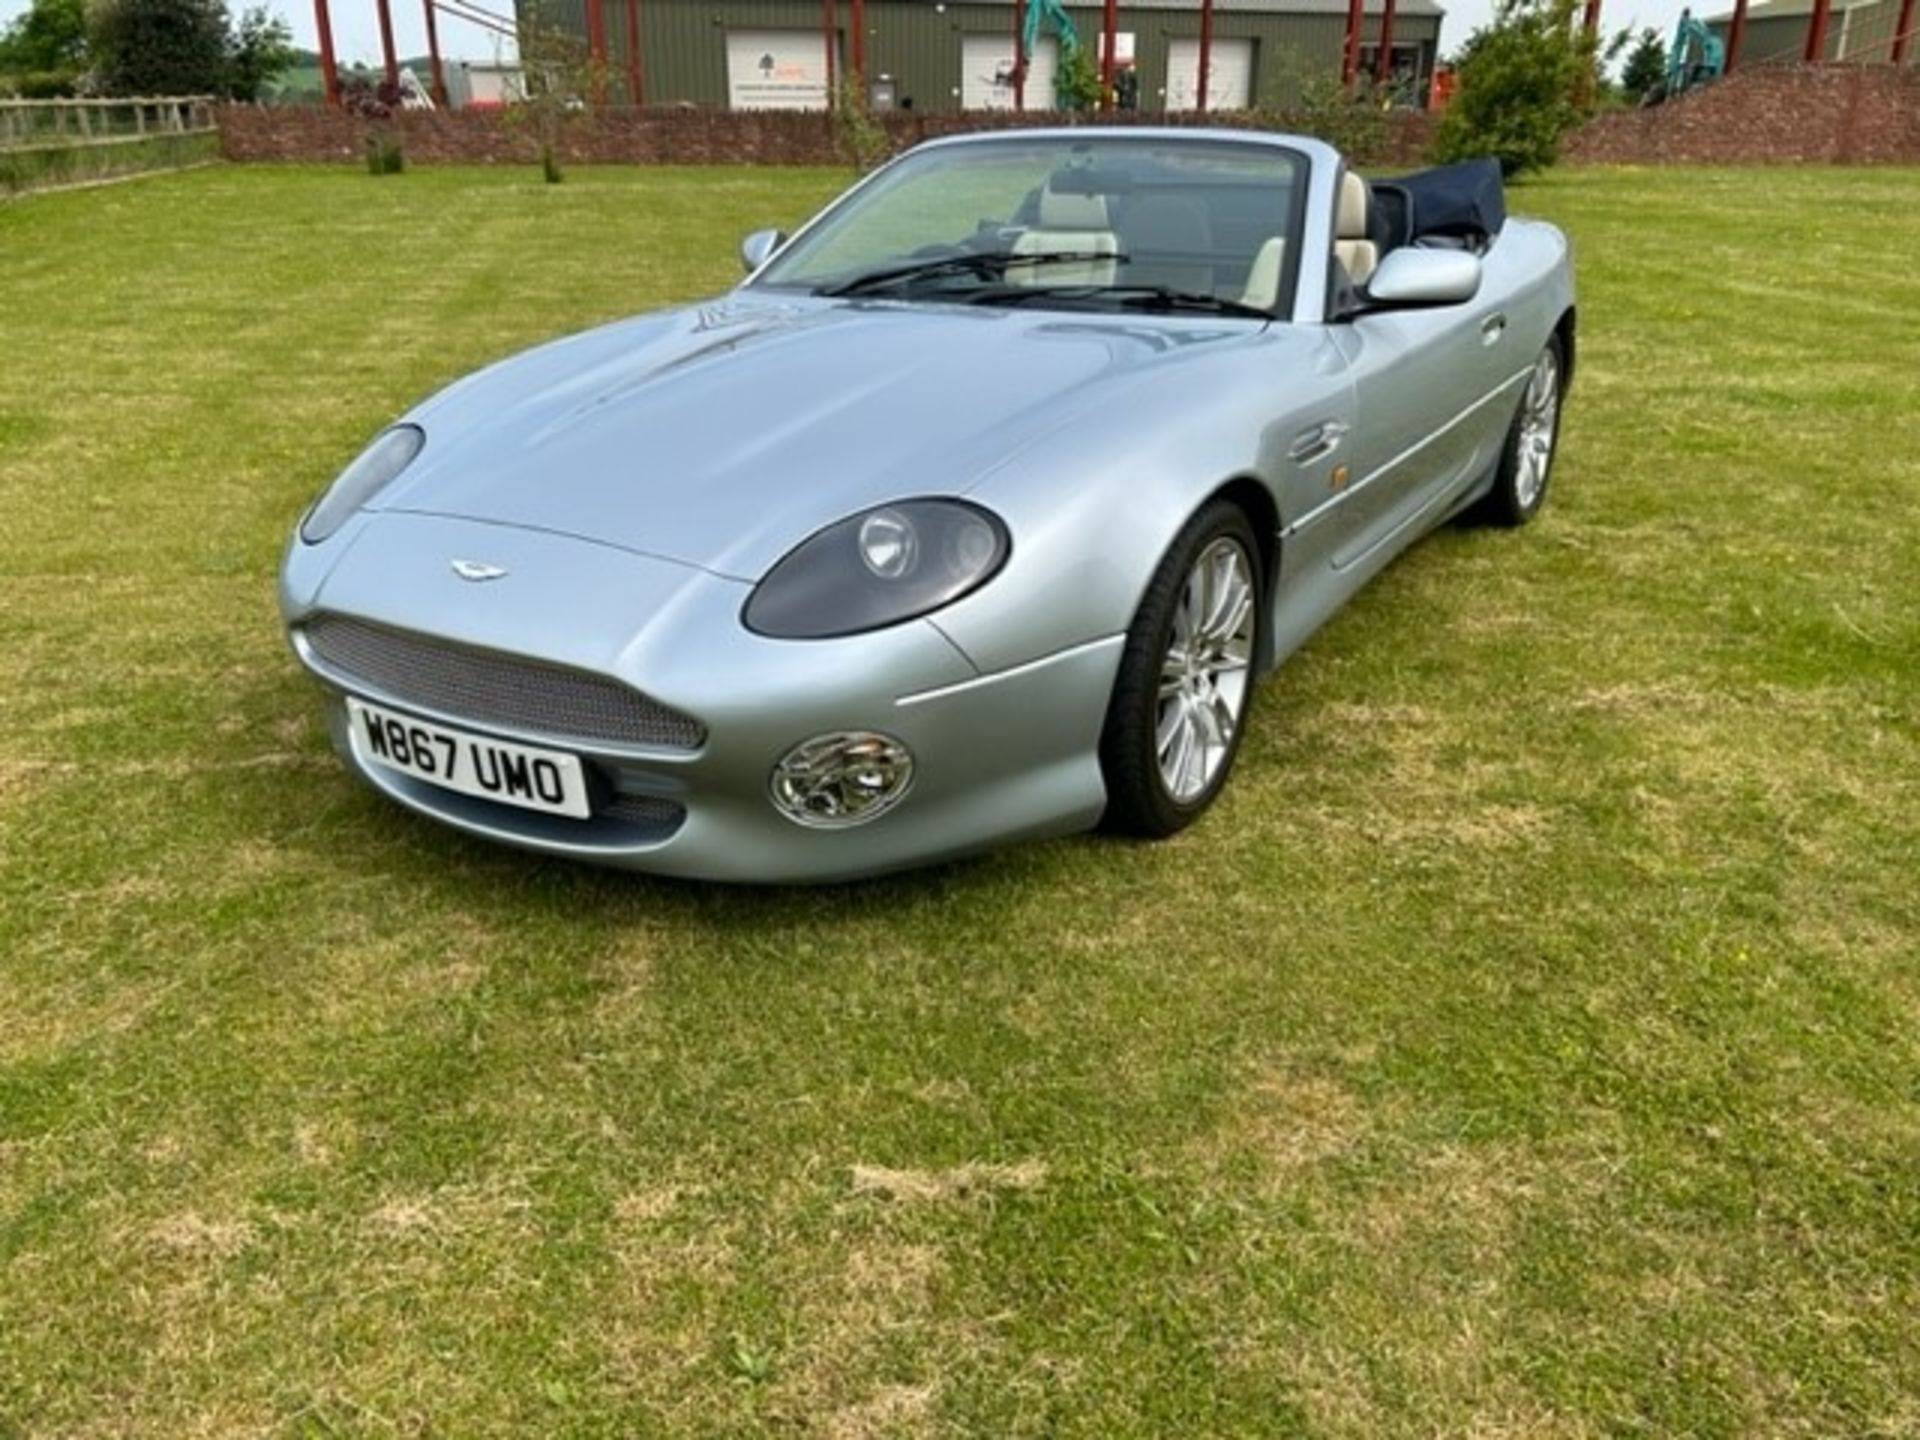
left=346, top=697, right=592, bottom=819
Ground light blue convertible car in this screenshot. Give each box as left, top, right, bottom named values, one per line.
left=281, top=129, right=1574, bottom=882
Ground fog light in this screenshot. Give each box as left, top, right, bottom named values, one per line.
left=770, top=731, right=915, bottom=828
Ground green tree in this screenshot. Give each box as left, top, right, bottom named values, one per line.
left=1053, top=44, right=1101, bottom=112
left=1620, top=26, right=1665, bottom=101
left=1434, top=0, right=1593, bottom=177
left=0, top=0, right=88, bottom=71
left=504, top=0, right=592, bottom=183
left=90, top=0, right=229, bottom=95
left=226, top=4, right=293, bottom=101
left=89, top=0, right=295, bottom=100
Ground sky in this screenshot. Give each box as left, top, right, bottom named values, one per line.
left=0, top=0, right=1705, bottom=74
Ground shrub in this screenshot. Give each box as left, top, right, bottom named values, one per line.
left=832, top=77, right=890, bottom=169
left=1433, top=0, right=1592, bottom=177
left=1054, top=45, right=1101, bottom=112
left=1294, top=69, right=1390, bottom=163
left=364, top=133, right=404, bottom=174
left=0, top=66, right=83, bottom=96
left=338, top=68, right=402, bottom=117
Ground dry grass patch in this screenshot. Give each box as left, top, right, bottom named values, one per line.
left=364, top=1178, right=538, bottom=1245
left=825, top=1381, right=940, bottom=1440
left=766, top=1241, right=960, bottom=1433
left=1193, top=1067, right=1374, bottom=1182
left=145, top=1210, right=257, bottom=1260
left=0, top=972, right=179, bottom=1066
left=849, top=1160, right=1047, bottom=1203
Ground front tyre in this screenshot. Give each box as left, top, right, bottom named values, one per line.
left=1100, top=500, right=1262, bottom=838
left=1481, top=335, right=1565, bottom=528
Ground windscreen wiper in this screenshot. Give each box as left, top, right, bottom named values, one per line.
left=817, top=250, right=1130, bottom=298
left=968, top=284, right=1272, bottom=320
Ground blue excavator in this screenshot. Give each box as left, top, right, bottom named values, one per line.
left=1012, top=0, right=1084, bottom=102
left=1644, top=8, right=1725, bottom=105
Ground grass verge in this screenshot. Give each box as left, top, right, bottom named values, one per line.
left=1, top=163, right=1916, bottom=1436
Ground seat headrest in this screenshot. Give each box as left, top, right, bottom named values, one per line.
left=1037, top=186, right=1110, bottom=230
left=1338, top=171, right=1370, bottom=241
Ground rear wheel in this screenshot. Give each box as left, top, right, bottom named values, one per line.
left=1100, top=500, right=1262, bottom=838
left=1480, top=336, right=1564, bottom=528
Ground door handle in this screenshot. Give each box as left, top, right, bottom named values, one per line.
left=1289, top=420, right=1348, bottom=464
left=1480, top=313, right=1508, bottom=346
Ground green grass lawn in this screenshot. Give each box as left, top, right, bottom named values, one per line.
left=1, top=162, right=1917, bottom=1437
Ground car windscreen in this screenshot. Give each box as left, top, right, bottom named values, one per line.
left=751, top=137, right=1311, bottom=320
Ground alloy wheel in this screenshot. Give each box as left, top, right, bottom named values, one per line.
left=1156, top=537, right=1256, bottom=803
left=1514, top=348, right=1561, bottom=510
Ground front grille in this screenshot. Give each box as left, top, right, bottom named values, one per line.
left=303, top=613, right=705, bottom=751
left=599, top=793, right=687, bottom=832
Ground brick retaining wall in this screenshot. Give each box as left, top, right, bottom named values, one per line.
left=217, top=65, right=1920, bottom=170
left=1564, top=64, right=1920, bottom=164
left=215, top=102, right=1436, bottom=168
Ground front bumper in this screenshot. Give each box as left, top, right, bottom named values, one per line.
left=283, top=513, right=1120, bottom=882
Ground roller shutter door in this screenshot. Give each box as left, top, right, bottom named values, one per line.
left=1165, top=37, right=1255, bottom=111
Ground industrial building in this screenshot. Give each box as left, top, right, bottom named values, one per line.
left=518, top=0, right=1445, bottom=114
left=1705, top=0, right=1916, bottom=64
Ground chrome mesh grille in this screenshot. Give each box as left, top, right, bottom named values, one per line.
left=303, top=613, right=705, bottom=751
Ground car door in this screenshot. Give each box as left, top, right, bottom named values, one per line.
left=1324, top=288, right=1504, bottom=571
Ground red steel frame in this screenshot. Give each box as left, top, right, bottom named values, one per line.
left=821, top=0, right=837, bottom=106
left=1373, top=0, right=1398, bottom=84
left=585, top=0, right=607, bottom=102
left=1100, top=0, right=1117, bottom=110
left=1892, top=0, right=1915, bottom=60
left=374, top=0, right=399, bottom=84
left=1575, top=0, right=1600, bottom=105
left=1726, top=0, right=1750, bottom=68
left=421, top=0, right=447, bottom=104
left=1197, top=0, right=1214, bottom=113
left=1803, top=0, right=1833, bottom=58
left=1340, top=0, right=1365, bottom=88
left=312, top=0, right=342, bottom=106
left=625, top=0, right=644, bottom=105
left=1011, top=0, right=1024, bottom=111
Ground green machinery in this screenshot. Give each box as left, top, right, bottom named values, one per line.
left=1655, top=8, right=1726, bottom=103
left=1018, top=0, right=1084, bottom=100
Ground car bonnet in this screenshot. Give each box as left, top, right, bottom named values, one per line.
left=375, top=294, right=1261, bottom=580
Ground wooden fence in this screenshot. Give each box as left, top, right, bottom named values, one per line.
left=0, top=96, right=220, bottom=194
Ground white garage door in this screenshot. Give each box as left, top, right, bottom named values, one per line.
left=1165, top=37, right=1255, bottom=112
left=726, top=30, right=834, bottom=111
left=960, top=35, right=1058, bottom=111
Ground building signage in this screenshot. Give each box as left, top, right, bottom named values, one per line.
left=726, top=30, right=833, bottom=111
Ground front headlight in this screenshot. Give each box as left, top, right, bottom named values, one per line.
left=299, top=424, right=425, bottom=545
left=743, top=499, right=1010, bottom=639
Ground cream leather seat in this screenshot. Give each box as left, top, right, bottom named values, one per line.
left=1241, top=237, right=1288, bottom=310
left=1334, top=171, right=1378, bottom=286
left=1010, top=186, right=1119, bottom=287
